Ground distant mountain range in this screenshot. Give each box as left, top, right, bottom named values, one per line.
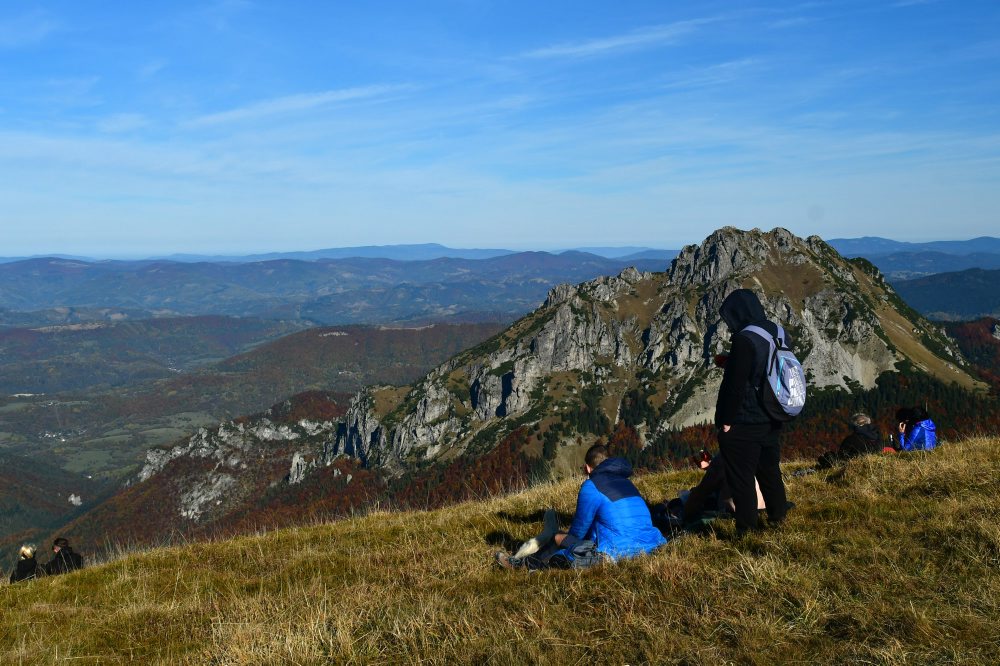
left=853, top=252, right=1000, bottom=281
left=0, top=252, right=671, bottom=325
left=826, top=236, right=1000, bottom=280
left=153, top=243, right=517, bottom=263
left=0, top=243, right=678, bottom=264
left=827, top=236, right=1000, bottom=257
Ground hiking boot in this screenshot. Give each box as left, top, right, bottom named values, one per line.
left=514, top=508, right=559, bottom=559
left=494, top=552, right=519, bottom=570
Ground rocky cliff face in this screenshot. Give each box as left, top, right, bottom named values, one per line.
left=122, top=395, right=345, bottom=525
left=329, top=227, right=976, bottom=473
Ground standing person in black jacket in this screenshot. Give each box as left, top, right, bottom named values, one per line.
left=9, top=544, right=42, bottom=583
left=714, top=289, right=788, bottom=536
left=44, top=537, right=83, bottom=576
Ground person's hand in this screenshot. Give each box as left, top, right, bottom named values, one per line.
left=898, top=422, right=906, bottom=434
left=722, top=424, right=731, bottom=433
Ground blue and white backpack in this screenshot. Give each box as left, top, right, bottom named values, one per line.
left=741, top=324, right=807, bottom=421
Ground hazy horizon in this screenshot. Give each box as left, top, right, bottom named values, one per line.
left=5, top=232, right=1000, bottom=263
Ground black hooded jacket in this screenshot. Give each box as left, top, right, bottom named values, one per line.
left=838, top=422, right=882, bottom=458
left=714, top=289, right=783, bottom=427
left=817, top=422, right=883, bottom=468
left=9, top=557, right=41, bottom=583
left=45, top=547, right=83, bottom=576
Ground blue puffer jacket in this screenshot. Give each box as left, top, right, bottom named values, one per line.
left=563, top=457, right=667, bottom=561
left=901, top=419, right=937, bottom=451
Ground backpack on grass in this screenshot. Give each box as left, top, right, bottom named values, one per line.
left=742, top=324, right=807, bottom=421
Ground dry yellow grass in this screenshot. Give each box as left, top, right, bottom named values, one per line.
left=1, top=438, right=999, bottom=664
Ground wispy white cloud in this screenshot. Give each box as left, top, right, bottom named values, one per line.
left=97, top=113, right=149, bottom=133
left=138, top=59, right=169, bottom=79
left=768, top=17, right=815, bottom=29
left=520, top=19, right=712, bottom=60
left=0, top=10, right=59, bottom=48
left=193, top=0, right=253, bottom=32
left=185, top=84, right=413, bottom=128
left=657, top=58, right=763, bottom=92
left=954, top=39, right=1000, bottom=62
left=31, top=76, right=102, bottom=108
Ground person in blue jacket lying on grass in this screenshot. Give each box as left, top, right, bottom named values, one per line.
left=495, top=443, right=667, bottom=570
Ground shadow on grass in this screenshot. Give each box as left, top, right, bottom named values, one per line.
left=494, top=509, right=574, bottom=525
left=483, top=530, right=521, bottom=552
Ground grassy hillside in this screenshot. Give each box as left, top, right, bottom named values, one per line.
left=0, top=454, right=103, bottom=541
left=0, top=316, right=309, bottom=394
left=1, top=437, right=998, bottom=664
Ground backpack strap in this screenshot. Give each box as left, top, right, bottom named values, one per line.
left=741, top=324, right=778, bottom=375
left=744, top=324, right=788, bottom=347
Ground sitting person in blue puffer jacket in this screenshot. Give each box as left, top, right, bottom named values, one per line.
left=896, top=406, right=937, bottom=451
left=496, top=444, right=667, bottom=570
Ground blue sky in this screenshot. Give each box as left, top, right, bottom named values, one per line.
left=1, top=1, right=998, bottom=256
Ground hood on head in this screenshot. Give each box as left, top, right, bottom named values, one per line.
left=719, top=289, right=767, bottom=333
left=592, top=457, right=633, bottom=478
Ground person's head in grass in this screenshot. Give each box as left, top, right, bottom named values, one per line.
left=18, top=545, right=36, bottom=560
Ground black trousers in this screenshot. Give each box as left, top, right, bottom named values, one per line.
left=519, top=534, right=581, bottom=570
left=682, top=456, right=727, bottom=523
left=718, top=422, right=787, bottom=534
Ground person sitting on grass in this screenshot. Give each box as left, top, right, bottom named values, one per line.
left=495, top=443, right=667, bottom=570
left=817, top=413, right=883, bottom=469
left=896, top=406, right=937, bottom=451
left=651, top=450, right=766, bottom=531
left=9, top=544, right=42, bottom=583
left=44, top=537, right=84, bottom=576
left=678, top=452, right=766, bottom=526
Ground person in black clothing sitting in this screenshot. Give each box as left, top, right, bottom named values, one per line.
left=714, top=289, right=789, bottom=536
left=44, top=537, right=83, bottom=576
left=679, top=452, right=767, bottom=526
left=9, top=544, right=42, bottom=583
left=817, top=413, right=883, bottom=469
